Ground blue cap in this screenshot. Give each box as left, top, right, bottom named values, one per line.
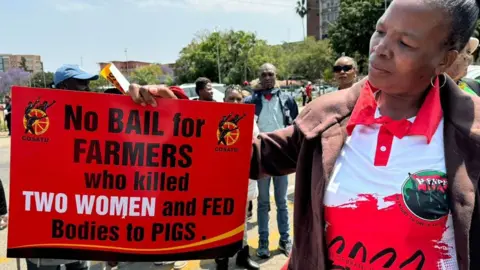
left=54, top=64, right=99, bottom=86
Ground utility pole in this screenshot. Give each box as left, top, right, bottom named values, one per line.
left=125, top=48, right=129, bottom=77
left=214, top=27, right=222, bottom=84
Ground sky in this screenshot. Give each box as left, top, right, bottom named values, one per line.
left=0, top=0, right=305, bottom=74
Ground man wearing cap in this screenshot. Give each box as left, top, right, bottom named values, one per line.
left=446, top=37, right=480, bottom=95
left=25, top=64, right=98, bottom=270
left=53, top=64, right=99, bottom=91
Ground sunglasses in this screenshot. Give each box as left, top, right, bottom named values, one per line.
left=333, top=65, right=353, bottom=73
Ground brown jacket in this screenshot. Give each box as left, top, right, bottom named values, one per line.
left=250, top=77, right=480, bottom=270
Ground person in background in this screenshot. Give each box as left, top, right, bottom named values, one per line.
left=25, top=64, right=98, bottom=270
left=0, top=179, right=8, bottom=230
left=244, top=63, right=297, bottom=259
left=305, top=82, right=312, bottom=103
left=242, top=90, right=255, bottom=220
left=299, top=85, right=306, bottom=106
left=217, top=85, right=260, bottom=270
left=53, top=64, right=98, bottom=91
left=193, top=77, right=214, bottom=101
left=4, top=96, right=11, bottom=136
left=154, top=78, right=210, bottom=270
left=333, top=56, right=358, bottom=90
left=446, top=37, right=480, bottom=95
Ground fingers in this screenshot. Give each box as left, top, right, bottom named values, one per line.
left=149, top=86, right=178, bottom=99
left=129, top=84, right=177, bottom=107
left=139, top=86, right=158, bottom=107
left=129, top=84, right=147, bottom=106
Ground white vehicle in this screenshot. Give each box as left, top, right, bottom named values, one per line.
left=179, top=83, right=225, bottom=102
left=466, top=65, right=480, bottom=80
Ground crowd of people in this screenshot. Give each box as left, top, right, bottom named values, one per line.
left=3, top=0, right=480, bottom=269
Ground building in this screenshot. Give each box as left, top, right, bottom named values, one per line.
left=98, top=61, right=152, bottom=77
left=0, top=54, right=43, bottom=73
left=307, top=0, right=340, bottom=40
left=98, top=61, right=175, bottom=78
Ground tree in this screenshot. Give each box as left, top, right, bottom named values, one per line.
left=328, top=0, right=386, bottom=73
left=0, top=68, right=31, bottom=93
left=19, top=57, right=30, bottom=72
left=89, top=76, right=112, bottom=92
left=175, top=30, right=286, bottom=84
left=287, top=37, right=335, bottom=81
left=296, top=0, right=308, bottom=39
left=31, top=72, right=54, bottom=88
left=129, top=65, right=164, bottom=85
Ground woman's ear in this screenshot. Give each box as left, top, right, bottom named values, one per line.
left=436, top=50, right=458, bottom=75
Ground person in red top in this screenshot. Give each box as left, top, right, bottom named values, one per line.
left=305, top=82, right=313, bottom=103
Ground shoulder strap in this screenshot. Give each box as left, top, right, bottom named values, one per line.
left=461, top=78, right=480, bottom=96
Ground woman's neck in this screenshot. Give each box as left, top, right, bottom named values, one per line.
left=376, top=90, right=426, bottom=120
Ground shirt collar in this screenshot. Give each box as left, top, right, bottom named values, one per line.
left=346, top=78, right=443, bottom=143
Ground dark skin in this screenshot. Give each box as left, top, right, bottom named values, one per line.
left=57, top=78, right=91, bottom=91
left=224, top=89, right=244, bottom=104
left=198, top=83, right=214, bottom=101
left=369, top=0, right=457, bottom=120
left=259, top=64, right=276, bottom=90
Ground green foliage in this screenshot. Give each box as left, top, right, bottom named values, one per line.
left=89, top=76, right=111, bottom=92
left=175, top=30, right=334, bottom=84
left=129, top=65, right=164, bottom=85
left=30, top=72, right=54, bottom=88
left=323, top=68, right=334, bottom=83
left=20, top=57, right=30, bottom=72
left=287, top=37, right=335, bottom=81
left=328, top=0, right=386, bottom=73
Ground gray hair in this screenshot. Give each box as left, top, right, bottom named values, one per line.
left=336, top=56, right=358, bottom=70
left=258, top=63, right=277, bottom=75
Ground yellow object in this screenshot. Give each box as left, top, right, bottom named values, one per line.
left=100, top=63, right=130, bottom=95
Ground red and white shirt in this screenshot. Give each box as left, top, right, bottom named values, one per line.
left=324, top=79, right=458, bottom=270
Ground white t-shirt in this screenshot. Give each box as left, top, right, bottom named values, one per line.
left=324, top=113, right=457, bottom=270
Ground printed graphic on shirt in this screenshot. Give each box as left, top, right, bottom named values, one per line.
left=325, top=170, right=456, bottom=270
left=402, top=170, right=449, bottom=221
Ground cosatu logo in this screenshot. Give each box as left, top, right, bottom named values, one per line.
left=23, top=98, right=56, bottom=136
left=217, top=113, right=245, bottom=146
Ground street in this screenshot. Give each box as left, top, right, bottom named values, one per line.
left=0, top=136, right=295, bottom=270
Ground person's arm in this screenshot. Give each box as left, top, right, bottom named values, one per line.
left=288, top=96, right=299, bottom=120
left=250, top=124, right=303, bottom=179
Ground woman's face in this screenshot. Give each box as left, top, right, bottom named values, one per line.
left=224, top=90, right=244, bottom=104
left=368, top=0, right=456, bottom=95
left=446, top=47, right=473, bottom=82
left=334, top=58, right=357, bottom=86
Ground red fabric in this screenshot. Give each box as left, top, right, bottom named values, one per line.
left=169, top=86, right=189, bottom=100
left=281, top=258, right=289, bottom=270
left=306, top=85, right=312, bottom=97
left=346, top=78, right=443, bottom=166
left=264, top=93, right=273, bottom=101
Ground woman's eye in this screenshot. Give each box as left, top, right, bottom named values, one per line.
left=376, top=29, right=385, bottom=35
left=400, top=41, right=411, bottom=48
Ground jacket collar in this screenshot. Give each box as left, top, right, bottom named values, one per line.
left=295, top=76, right=480, bottom=144
left=345, top=78, right=442, bottom=143
left=295, top=75, right=480, bottom=270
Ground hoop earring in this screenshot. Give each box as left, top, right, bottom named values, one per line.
left=431, top=73, right=447, bottom=88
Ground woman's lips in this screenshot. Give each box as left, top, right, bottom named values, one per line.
left=369, top=63, right=391, bottom=74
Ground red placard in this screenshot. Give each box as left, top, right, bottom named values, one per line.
left=7, top=86, right=254, bottom=262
